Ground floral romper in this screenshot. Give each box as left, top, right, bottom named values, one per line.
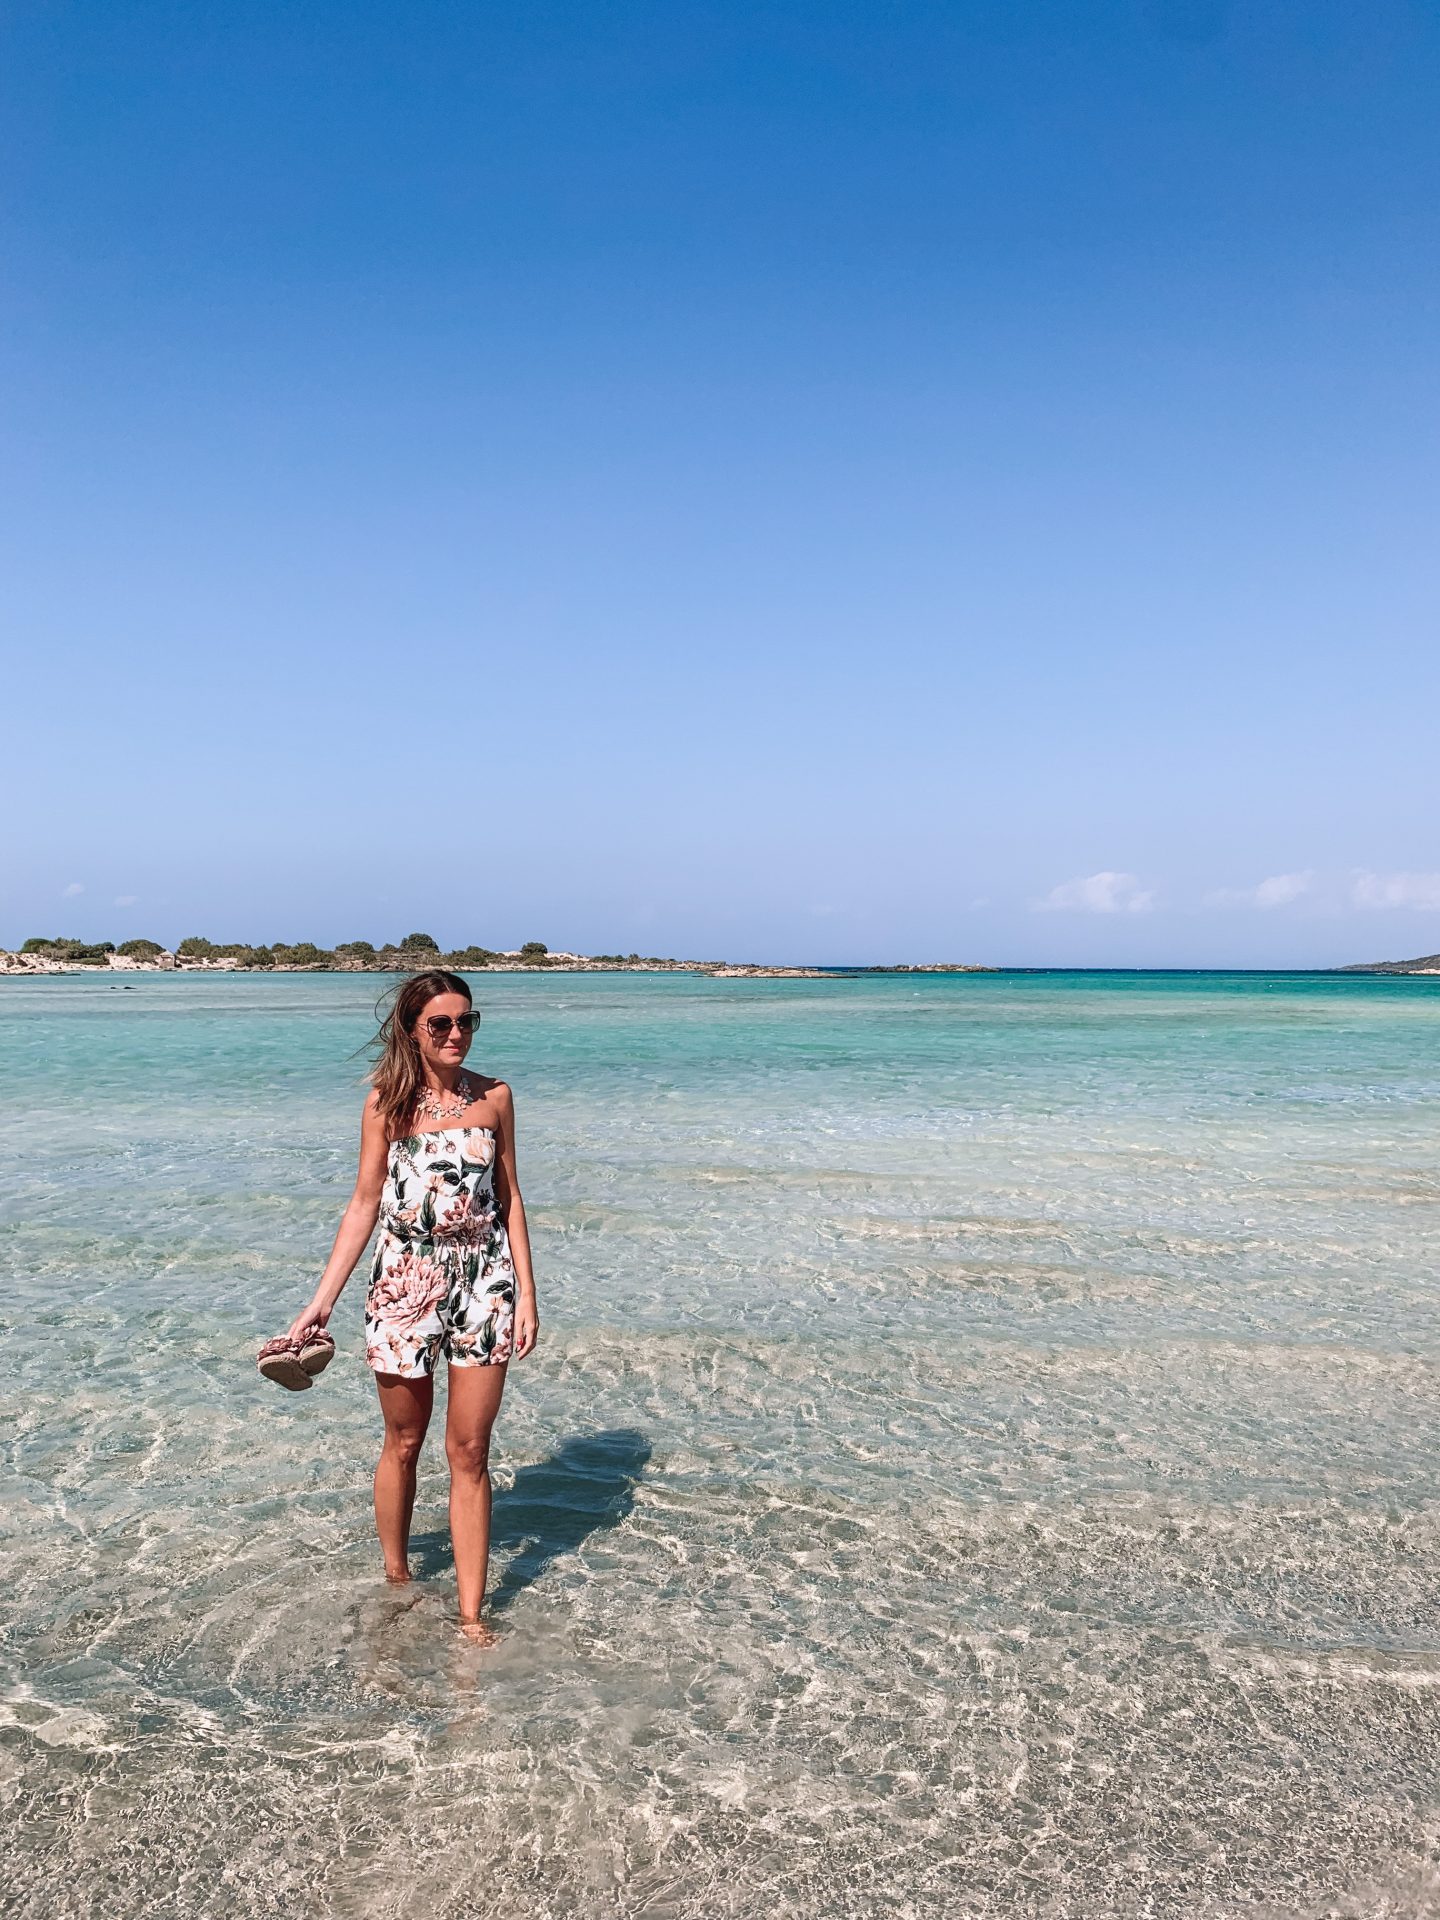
left=364, top=1126, right=516, bottom=1376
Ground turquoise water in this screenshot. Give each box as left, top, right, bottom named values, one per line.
left=2, top=969, right=1438, bottom=1918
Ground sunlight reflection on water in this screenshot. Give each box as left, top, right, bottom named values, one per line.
left=2, top=970, right=1438, bottom=1916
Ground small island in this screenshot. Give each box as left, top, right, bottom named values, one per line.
left=0, top=934, right=997, bottom=980
left=1336, top=952, right=1440, bottom=976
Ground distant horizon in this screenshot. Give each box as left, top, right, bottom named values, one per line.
left=5, top=928, right=1437, bottom=976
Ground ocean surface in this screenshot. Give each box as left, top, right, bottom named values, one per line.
left=2, top=968, right=1438, bottom=1919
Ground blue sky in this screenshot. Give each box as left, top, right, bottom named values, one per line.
left=4, top=0, right=1437, bottom=965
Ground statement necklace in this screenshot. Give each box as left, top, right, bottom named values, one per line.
left=416, top=1077, right=471, bottom=1124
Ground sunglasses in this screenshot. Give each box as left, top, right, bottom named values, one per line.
left=423, top=1013, right=479, bottom=1038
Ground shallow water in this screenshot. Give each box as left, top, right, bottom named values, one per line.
left=2, top=969, right=1438, bottom=1918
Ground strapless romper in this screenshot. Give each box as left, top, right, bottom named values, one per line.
left=364, top=1126, right=516, bottom=1376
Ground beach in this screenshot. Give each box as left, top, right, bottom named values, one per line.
left=3, top=967, right=1438, bottom=1918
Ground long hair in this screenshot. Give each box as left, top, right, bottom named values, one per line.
left=370, top=969, right=473, bottom=1138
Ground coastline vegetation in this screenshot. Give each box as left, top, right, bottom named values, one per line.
left=16, top=932, right=590, bottom=972
left=1339, top=951, right=1440, bottom=974
left=21, top=937, right=116, bottom=965
left=6, top=936, right=999, bottom=978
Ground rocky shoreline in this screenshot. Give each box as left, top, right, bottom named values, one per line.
left=1336, top=953, right=1440, bottom=976
left=0, top=941, right=997, bottom=981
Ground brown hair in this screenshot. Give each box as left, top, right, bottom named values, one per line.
left=370, top=969, right=473, bottom=1138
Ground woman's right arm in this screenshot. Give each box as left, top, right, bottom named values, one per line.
left=287, top=1094, right=389, bottom=1340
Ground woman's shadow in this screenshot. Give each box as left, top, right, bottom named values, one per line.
left=409, top=1427, right=651, bottom=1614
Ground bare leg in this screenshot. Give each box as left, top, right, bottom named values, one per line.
left=374, top=1373, right=434, bottom=1582
left=445, top=1363, right=508, bottom=1633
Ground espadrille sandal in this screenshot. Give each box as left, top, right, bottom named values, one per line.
left=296, top=1325, right=335, bottom=1376
left=257, top=1334, right=312, bottom=1391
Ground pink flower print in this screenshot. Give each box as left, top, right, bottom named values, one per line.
left=434, top=1190, right=476, bottom=1236
left=451, top=1320, right=512, bottom=1365
left=461, top=1128, right=494, bottom=1167
left=368, top=1252, right=447, bottom=1332
left=462, top=1121, right=495, bottom=1167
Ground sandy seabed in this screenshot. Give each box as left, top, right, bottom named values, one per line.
left=3, top=968, right=1438, bottom=1917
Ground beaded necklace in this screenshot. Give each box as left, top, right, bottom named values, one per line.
left=415, top=1074, right=471, bottom=1124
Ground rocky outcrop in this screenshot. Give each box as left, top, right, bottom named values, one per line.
left=1338, top=954, right=1440, bottom=974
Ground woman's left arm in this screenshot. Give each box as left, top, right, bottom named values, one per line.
left=492, top=1082, right=539, bottom=1360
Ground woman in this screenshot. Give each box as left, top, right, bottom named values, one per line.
left=281, top=969, right=539, bottom=1644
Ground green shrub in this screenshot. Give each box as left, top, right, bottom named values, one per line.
left=336, top=940, right=375, bottom=957
left=271, top=942, right=333, bottom=967
left=445, top=947, right=499, bottom=967
left=20, top=937, right=114, bottom=962
left=236, top=947, right=276, bottom=969
left=519, top=941, right=548, bottom=959
left=401, top=933, right=439, bottom=952
left=117, top=938, right=163, bottom=958
left=177, top=936, right=216, bottom=958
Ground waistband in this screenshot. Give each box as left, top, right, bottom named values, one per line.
left=377, top=1219, right=491, bottom=1246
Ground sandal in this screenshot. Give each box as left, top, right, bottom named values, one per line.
left=257, top=1335, right=312, bottom=1391
left=296, top=1325, right=335, bottom=1376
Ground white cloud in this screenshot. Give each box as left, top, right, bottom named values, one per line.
left=62, top=881, right=84, bottom=898
left=1351, top=871, right=1440, bottom=911
left=1034, top=871, right=1155, bottom=914
left=1206, top=871, right=1314, bottom=910
left=1253, top=871, right=1313, bottom=908
left=114, top=894, right=139, bottom=908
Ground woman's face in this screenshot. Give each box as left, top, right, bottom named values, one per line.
left=413, top=991, right=474, bottom=1075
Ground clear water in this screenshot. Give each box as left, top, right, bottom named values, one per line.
left=2, top=970, right=1438, bottom=1918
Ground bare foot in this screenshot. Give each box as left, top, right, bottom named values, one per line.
left=457, top=1618, right=498, bottom=1648
left=384, top=1567, right=412, bottom=1586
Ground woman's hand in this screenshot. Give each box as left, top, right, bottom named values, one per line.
left=287, top=1297, right=330, bottom=1344
left=513, top=1291, right=539, bottom=1360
